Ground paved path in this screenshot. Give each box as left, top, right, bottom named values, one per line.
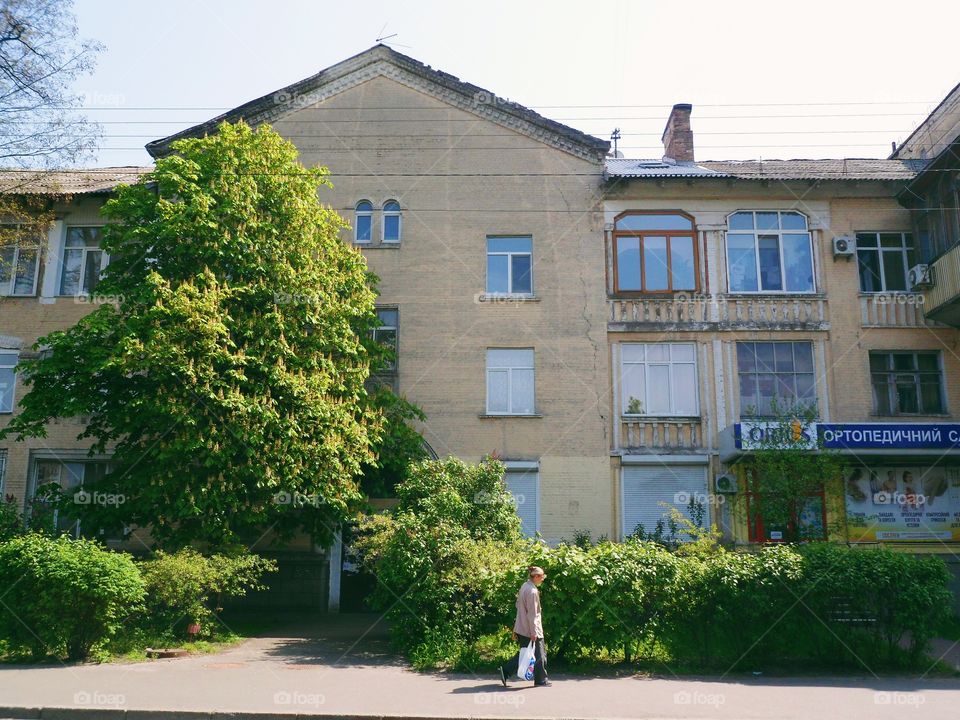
left=1, top=613, right=959, bottom=720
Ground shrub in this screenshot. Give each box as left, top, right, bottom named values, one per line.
left=0, top=533, right=144, bottom=660
left=139, top=548, right=277, bottom=638
left=355, top=457, right=528, bottom=666
left=0, top=495, right=24, bottom=542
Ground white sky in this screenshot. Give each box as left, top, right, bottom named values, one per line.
left=73, top=0, right=960, bottom=167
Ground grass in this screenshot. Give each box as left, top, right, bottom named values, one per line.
left=0, top=609, right=276, bottom=665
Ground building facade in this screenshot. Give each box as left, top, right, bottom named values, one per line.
left=2, top=48, right=960, bottom=607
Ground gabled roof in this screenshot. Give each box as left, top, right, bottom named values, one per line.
left=605, top=157, right=925, bottom=181
left=146, top=45, right=610, bottom=162
left=0, top=166, right=152, bottom=195
left=890, top=80, right=960, bottom=161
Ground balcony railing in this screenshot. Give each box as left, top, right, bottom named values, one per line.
left=618, top=417, right=703, bottom=451
left=609, top=294, right=828, bottom=331
left=859, top=294, right=942, bottom=328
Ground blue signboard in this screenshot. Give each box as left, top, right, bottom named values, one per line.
left=734, top=422, right=960, bottom=452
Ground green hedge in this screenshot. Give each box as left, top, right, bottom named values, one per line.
left=0, top=533, right=145, bottom=660
left=0, top=533, right=277, bottom=661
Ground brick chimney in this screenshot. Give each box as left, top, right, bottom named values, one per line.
left=662, top=103, right=694, bottom=162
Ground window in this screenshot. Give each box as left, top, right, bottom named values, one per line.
left=486, top=348, right=535, bottom=415
left=59, top=226, right=105, bottom=296
left=856, top=232, right=916, bottom=292
left=373, top=307, right=398, bottom=371
left=354, top=201, right=373, bottom=244
left=0, top=225, right=41, bottom=296
left=737, top=341, right=816, bottom=417
left=382, top=200, right=401, bottom=243
left=0, top=450, right=6, bottom=493
left=30, top=458, right=109, bottom=537
left=486, top=236, right=532, bottom=296
left=621, top=343, right=698, bottom=416
left=726, top=211, right=814, bottom=293
left=0, top=352, right=17, bottom=413
left=504, top=465, right=539, bottom=537
left=870, top=351, right=944, bottom=415
left=612, top=212, right=696, bottom=293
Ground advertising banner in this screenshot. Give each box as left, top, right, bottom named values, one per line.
left=844, top=466, right=960, bottom=542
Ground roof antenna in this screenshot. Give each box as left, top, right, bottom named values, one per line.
left=375, top=24, right=411, bottom=48
left=610, top=128, right=622, bottom=158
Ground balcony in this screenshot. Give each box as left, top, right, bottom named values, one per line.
left=859, top=294, right=943, bottom=328
left=618, top=417, right=704, bottom=451
left=608, top=294, right=828, bottom=332
left=922, top=244, right=960, bottom=327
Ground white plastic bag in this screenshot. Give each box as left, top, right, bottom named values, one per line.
left=517, top=639, right=536, bottom=680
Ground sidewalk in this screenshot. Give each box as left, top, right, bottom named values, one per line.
left=0, top=614, right=958, bottom=720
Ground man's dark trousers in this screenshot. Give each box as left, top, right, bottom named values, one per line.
left=501, top=634, right=548, bottom=684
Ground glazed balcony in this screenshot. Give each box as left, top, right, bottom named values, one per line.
left=921, top=244, right=960, bottom=327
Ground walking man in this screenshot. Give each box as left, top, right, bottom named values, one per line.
left=499, top=565, right=550, bottom=687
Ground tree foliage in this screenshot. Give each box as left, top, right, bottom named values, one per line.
left=0, top=0, right=101, bottom=168
left=1, top=122, right=386, bottom=548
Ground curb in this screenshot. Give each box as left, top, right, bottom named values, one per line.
left=0, top=710, right=559, bottom=720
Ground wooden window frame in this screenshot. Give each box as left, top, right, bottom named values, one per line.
left=611, top=210, right=699, bottom=295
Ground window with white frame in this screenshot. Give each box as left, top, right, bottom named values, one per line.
left=737, top=341, right=816, bottom=417
left=726, top=211, right=814, bottom=293
left=486, top=236, right=533, bottom=296
left=354, top=201, right=373, bottom=244
left=0, top=225, right=42, bottom=296
left=486, top=348, right=535, bottom=415
left=855, top=232, right=916, bottom=293
left=382, top=201, right=401, bottom=243
left=621, top=343, right=698, bottom=416
left=504, top=465, right=538, bottom=537
left=0, top=351, right=17, bottom=413
left=59, top=226, right=105, bottom=296
left=373, top=307, right=398, bottom=371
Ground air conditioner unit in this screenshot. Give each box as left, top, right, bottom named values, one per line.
left=714, top=474, right=739, bottom=494
left=832, top=236, right=855, bottom=258
left=908, top=263, right=934, bottom=291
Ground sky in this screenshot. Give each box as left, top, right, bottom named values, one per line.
left=71, top=0, right=960, bottom=167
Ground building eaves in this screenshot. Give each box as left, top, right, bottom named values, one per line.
left=0, top=166, right=152, bottom=196
left=606, top=157, right=925, bottom=182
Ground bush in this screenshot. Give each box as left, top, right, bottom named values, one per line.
left=0, top=495, right=24, bottom=542
left=355, top=457, right=528, bottom=667
left=139, top=548, right=277, bottom=638
left=0, top=533, right=144, bottom=660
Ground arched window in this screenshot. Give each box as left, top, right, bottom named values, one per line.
left=354, top=201, right=373, bottom=244
left=725, top=210, right=813, bottom=293
left=612, top=212, right=697, bottom=293
left=382, top=200, right=401, bottom=243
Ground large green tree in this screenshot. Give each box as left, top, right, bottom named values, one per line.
left=1, top=122, right=388, bottom=548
